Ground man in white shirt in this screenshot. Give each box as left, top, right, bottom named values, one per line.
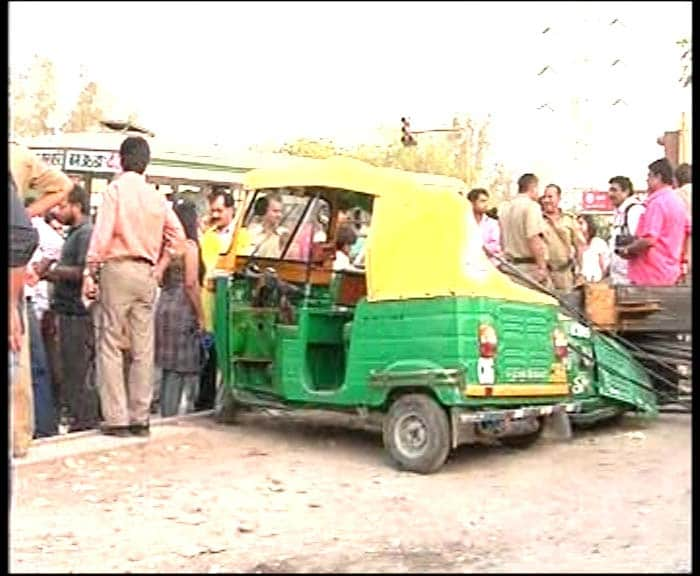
left=25, top=213, right=64, bottom=320
left=607, top=176, right=645, bottom=285
left=246, top=193, right=284, bottom=258
left=23, top=209, right=65, bottom=437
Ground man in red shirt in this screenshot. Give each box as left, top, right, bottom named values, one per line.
left=619, top=158, right=691, bottom=286
left=84, top=137, right=185, bottom=437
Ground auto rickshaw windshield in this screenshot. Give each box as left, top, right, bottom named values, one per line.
left=238, top=189, right=331, bottom=262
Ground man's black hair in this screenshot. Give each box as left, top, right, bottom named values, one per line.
left=253, top=191, right=282, bottom=217
left=67, top=184, right=90, bottom=215
left=675, top=163, right=692, bottom=187
left=517, top=173, right=538, bottom=193
left=467, top=188, right=489, bottom=202
left=648, top=158, right=674, bottom=185
left=119, top=136, right=151, bottom=174
left=545, top=183, right=562, bottom=197
left=209, top=188, right=234, bottom=208
left=335, top=223, right=357, bottom=250
left=609, top=175, right=634, bottom=197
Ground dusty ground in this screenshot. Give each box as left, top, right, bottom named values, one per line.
left=10, top=410, right=691, bottom=573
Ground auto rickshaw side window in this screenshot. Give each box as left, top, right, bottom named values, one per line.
left=284, top=196, right=331, bottom=262
left=347, top=205, right=372, bottom=268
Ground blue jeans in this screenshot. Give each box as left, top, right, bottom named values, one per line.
left=27, top=301, right=57, bottom=438
left=160, top=370, right=199, bottom=417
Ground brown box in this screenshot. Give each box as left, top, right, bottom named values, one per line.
left=584, top=282, right=617, bottom=328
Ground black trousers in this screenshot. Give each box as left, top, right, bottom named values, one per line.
left=58, top=313, right=100, bottom=431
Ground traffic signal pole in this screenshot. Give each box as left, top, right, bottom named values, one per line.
left=400, top=117, right=461, bottom=146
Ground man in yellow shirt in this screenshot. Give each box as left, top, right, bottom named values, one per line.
left=198, top=188, right=238, bottom=409
left=201, top=189, right=235, bottom=329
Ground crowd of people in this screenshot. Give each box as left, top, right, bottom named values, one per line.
left=9, top=137, right=219, bottom=450
left=469, top=158, right=692, bottom=293
left=9, top=137, right=692, bottom=456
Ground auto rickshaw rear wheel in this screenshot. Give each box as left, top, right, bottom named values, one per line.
left=383, top=393, right=450, bottom=474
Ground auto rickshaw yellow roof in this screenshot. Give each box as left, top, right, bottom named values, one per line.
left=366, top=180, right=556, bottom=306
left=243, top=156, right=422, bottom=199
left=243, top=157, right=555, bottom=307
left=404, top=171, right=468, bottom=195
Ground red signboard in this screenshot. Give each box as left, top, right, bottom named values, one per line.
left=581, top=190, right=614, bottom=212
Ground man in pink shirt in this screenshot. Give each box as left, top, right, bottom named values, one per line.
left=83, top=136, right=185, bottom=437
left=620, top=158, right=691, bottom=286
left=467, top=188, right=502, bottom=267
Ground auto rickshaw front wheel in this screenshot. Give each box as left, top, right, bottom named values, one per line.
left=383, top=393, right=451, bottom=474
left=214, top=380, right=241, bottom=424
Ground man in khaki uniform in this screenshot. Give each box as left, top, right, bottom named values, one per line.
left=499, top=173, right=552, bottom=289
left=9, top=142, right=74, bottom=457
left=10, top=142, right=73, bottom=217
left=540, top=184, right=584, bottom=292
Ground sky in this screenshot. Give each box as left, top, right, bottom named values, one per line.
left=9, top=1, right=692, bottom=199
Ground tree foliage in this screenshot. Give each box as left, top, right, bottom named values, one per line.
left=10, top=55, right=58, bottom=137
left=488, top=163, right=515, bottom=204
left=276, top=138, right=338, bottom=159
left=10, top=55, right=114, bottom=138
left=61, top=81, right=104, bottom=133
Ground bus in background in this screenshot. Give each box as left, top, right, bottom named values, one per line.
left=23, top=120, right=291, bottom=219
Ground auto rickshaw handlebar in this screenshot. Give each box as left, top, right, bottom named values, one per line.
left=236, top=265, right=302, bottom=297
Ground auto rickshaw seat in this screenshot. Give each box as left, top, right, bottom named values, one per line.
left=333, top=269, right=367, bottom=307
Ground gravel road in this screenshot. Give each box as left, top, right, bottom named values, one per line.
left=10, top=410, right=691, bottom=573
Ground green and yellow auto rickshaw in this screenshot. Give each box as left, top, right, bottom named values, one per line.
left=210, top=156, right=656, bottom=473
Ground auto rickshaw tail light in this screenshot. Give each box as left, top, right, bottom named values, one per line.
left=478, top=324, right=498, bottom=358
left=553, top=328, right=568, bottom=359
